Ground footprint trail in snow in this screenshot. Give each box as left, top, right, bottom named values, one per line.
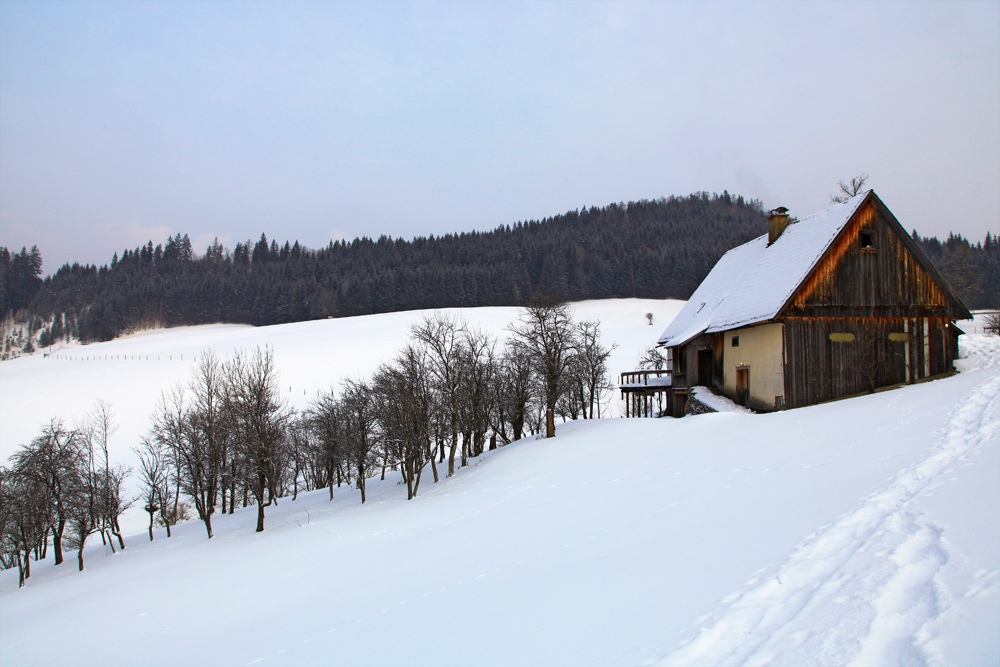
left=656, top=373, right=1000, bottom=667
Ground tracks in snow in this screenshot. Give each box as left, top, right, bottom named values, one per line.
left=655, top=373, right=1000, bottom=667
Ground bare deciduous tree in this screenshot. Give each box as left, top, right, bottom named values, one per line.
left=134, top=437, right=170, bottom=541
left=412, top=314, right=465, bottom=475
left=985, top=310, right=1000, bottom=335
left=571, top=320, right=616, bottom=419
left=636, top=345, right=667, bottom=371
left=1, top=465, right=51, bottom=585
left=491, top=347, right=536, bottom=444
left=831, top=174, right=869, bottom=203
left=456, top=327, right=496, bottom=462
left=373, top=344, right=434, bottom=499
left=308, top=388, right=346, bottom=500
left=10, top=419, right=85, bottom=566
left=340, top=378, right=379, bottom=504
left=225, top=347, right=290, bottom=532
left=508, top=295, right=578, bottom=437
left=179, top=351, right=228, bottom=538
left=65, top=469, right=100, bottom=571
left=84, top=399, right=122, bottom=549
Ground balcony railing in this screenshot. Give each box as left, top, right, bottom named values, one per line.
left=619, top=369, right=672, bottom=389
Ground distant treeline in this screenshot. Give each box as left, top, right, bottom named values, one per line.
left=2, top=192, right=997, bottom=349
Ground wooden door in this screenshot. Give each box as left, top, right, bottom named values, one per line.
left=736, top=367, right=750, bottom=407
left=698, top=349, right=713, bottom=387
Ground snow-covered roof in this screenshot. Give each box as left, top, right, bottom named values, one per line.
left=658, top=191, right=870, bottom=346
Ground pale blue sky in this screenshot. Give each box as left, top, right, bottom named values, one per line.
left=1, top=0, right=997, bottom=273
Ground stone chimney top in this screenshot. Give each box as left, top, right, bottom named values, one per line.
left=768, top=207, right=790, bottom=245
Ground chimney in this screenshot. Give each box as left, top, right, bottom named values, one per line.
left=768, top=207, right=790, bottom=245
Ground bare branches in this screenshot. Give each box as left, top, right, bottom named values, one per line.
left=224, top=347, right=290, bottom=532
left=508, top=299, right=577, bottom=437
left=831, top=174, right=870, bottom=203
left=637, top=345, right=667, bottom=371
left=985, top=310, right=1000, bottom=335
left=340, top=378, right=379, bottom=504
left=133, top=437, right=169, bottom=541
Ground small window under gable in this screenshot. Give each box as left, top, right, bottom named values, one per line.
left=731, top=335, right=740, bottom=347
left=860, top=231, right=875, bottom=251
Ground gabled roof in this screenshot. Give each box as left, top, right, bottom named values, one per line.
left=658, top=192, right=870, bottom=347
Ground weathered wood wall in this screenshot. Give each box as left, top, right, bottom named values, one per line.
left=782, top=316, right=959, bottom=409
left=785, top=200, right=967, bottom=319
left=780, top=198, right=965, bottom=408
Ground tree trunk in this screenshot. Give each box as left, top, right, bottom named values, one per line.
left=147, top=510, right=155, bottom=541
left=113, top=519, right=125, bottom=550
left=546, top=408, right=555, bottom=438
left=413, top=459, right=423, bottom=498
left=77, top=545, right=85, bottom=571
left=513, top=414, right=524, bottom=442
left=53, top=520, right=64, bottom=565
left=430, top=443, right=439, bottom=483
left=204, top=513, right=214, bottom=539
left=447, top=432, right=458, bottom=477
left=405, top=460, right=414, bottom=500
left=256, top=503, right=265, bottom=532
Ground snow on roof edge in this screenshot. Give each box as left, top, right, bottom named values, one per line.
left=657, top=191, right=871, bottom=346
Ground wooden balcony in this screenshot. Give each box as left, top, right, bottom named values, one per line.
left=619, top=369, right=673, bottom=388
left=619, top=369, right=675, bottom=418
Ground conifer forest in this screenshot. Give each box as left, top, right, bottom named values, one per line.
left=1, top=192, right=997, bottom=356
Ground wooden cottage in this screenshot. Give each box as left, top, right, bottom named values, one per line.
left=645, top=190, right=971, bottom=416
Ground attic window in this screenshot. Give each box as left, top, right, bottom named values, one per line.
left=860, top=232, right=875, bottom=250
left=731, top=335, right=740, bottom=347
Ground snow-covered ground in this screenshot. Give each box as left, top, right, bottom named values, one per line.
left=0, top=303, right=997, bottom=666
left=0, top=299, right=683, bottom=499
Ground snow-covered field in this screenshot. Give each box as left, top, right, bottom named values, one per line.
left=0, top=302, right=997, bottom=666
left=0, top=299, right=684, bottom=475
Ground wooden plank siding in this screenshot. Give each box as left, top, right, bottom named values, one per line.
left=646, top=191, right=970, bottom=417
left=776, top=197, right=966, bottom=409
left=784, top=200, right=965, bottom=320
left=782, top=317, right=958, bottom=408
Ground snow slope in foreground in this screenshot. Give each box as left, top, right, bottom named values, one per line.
left=1, top=331, right=997, bottom=666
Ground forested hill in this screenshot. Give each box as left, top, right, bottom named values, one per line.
left=3, top=191, right=998, bottom=350
left=9, top=193, right=764, bottom=343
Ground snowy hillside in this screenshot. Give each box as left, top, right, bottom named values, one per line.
left=0, top=299, right=683, bottom=500
left=0, top=302, right=997, bottom=666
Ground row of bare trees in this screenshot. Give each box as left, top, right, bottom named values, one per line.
left=0, top=404, right=132, bottom=586
left=135, top=299, right=615, bottom=541
left=2, top=301, right=615, bottom=583
left=141, top=347, right=290, bottom=537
